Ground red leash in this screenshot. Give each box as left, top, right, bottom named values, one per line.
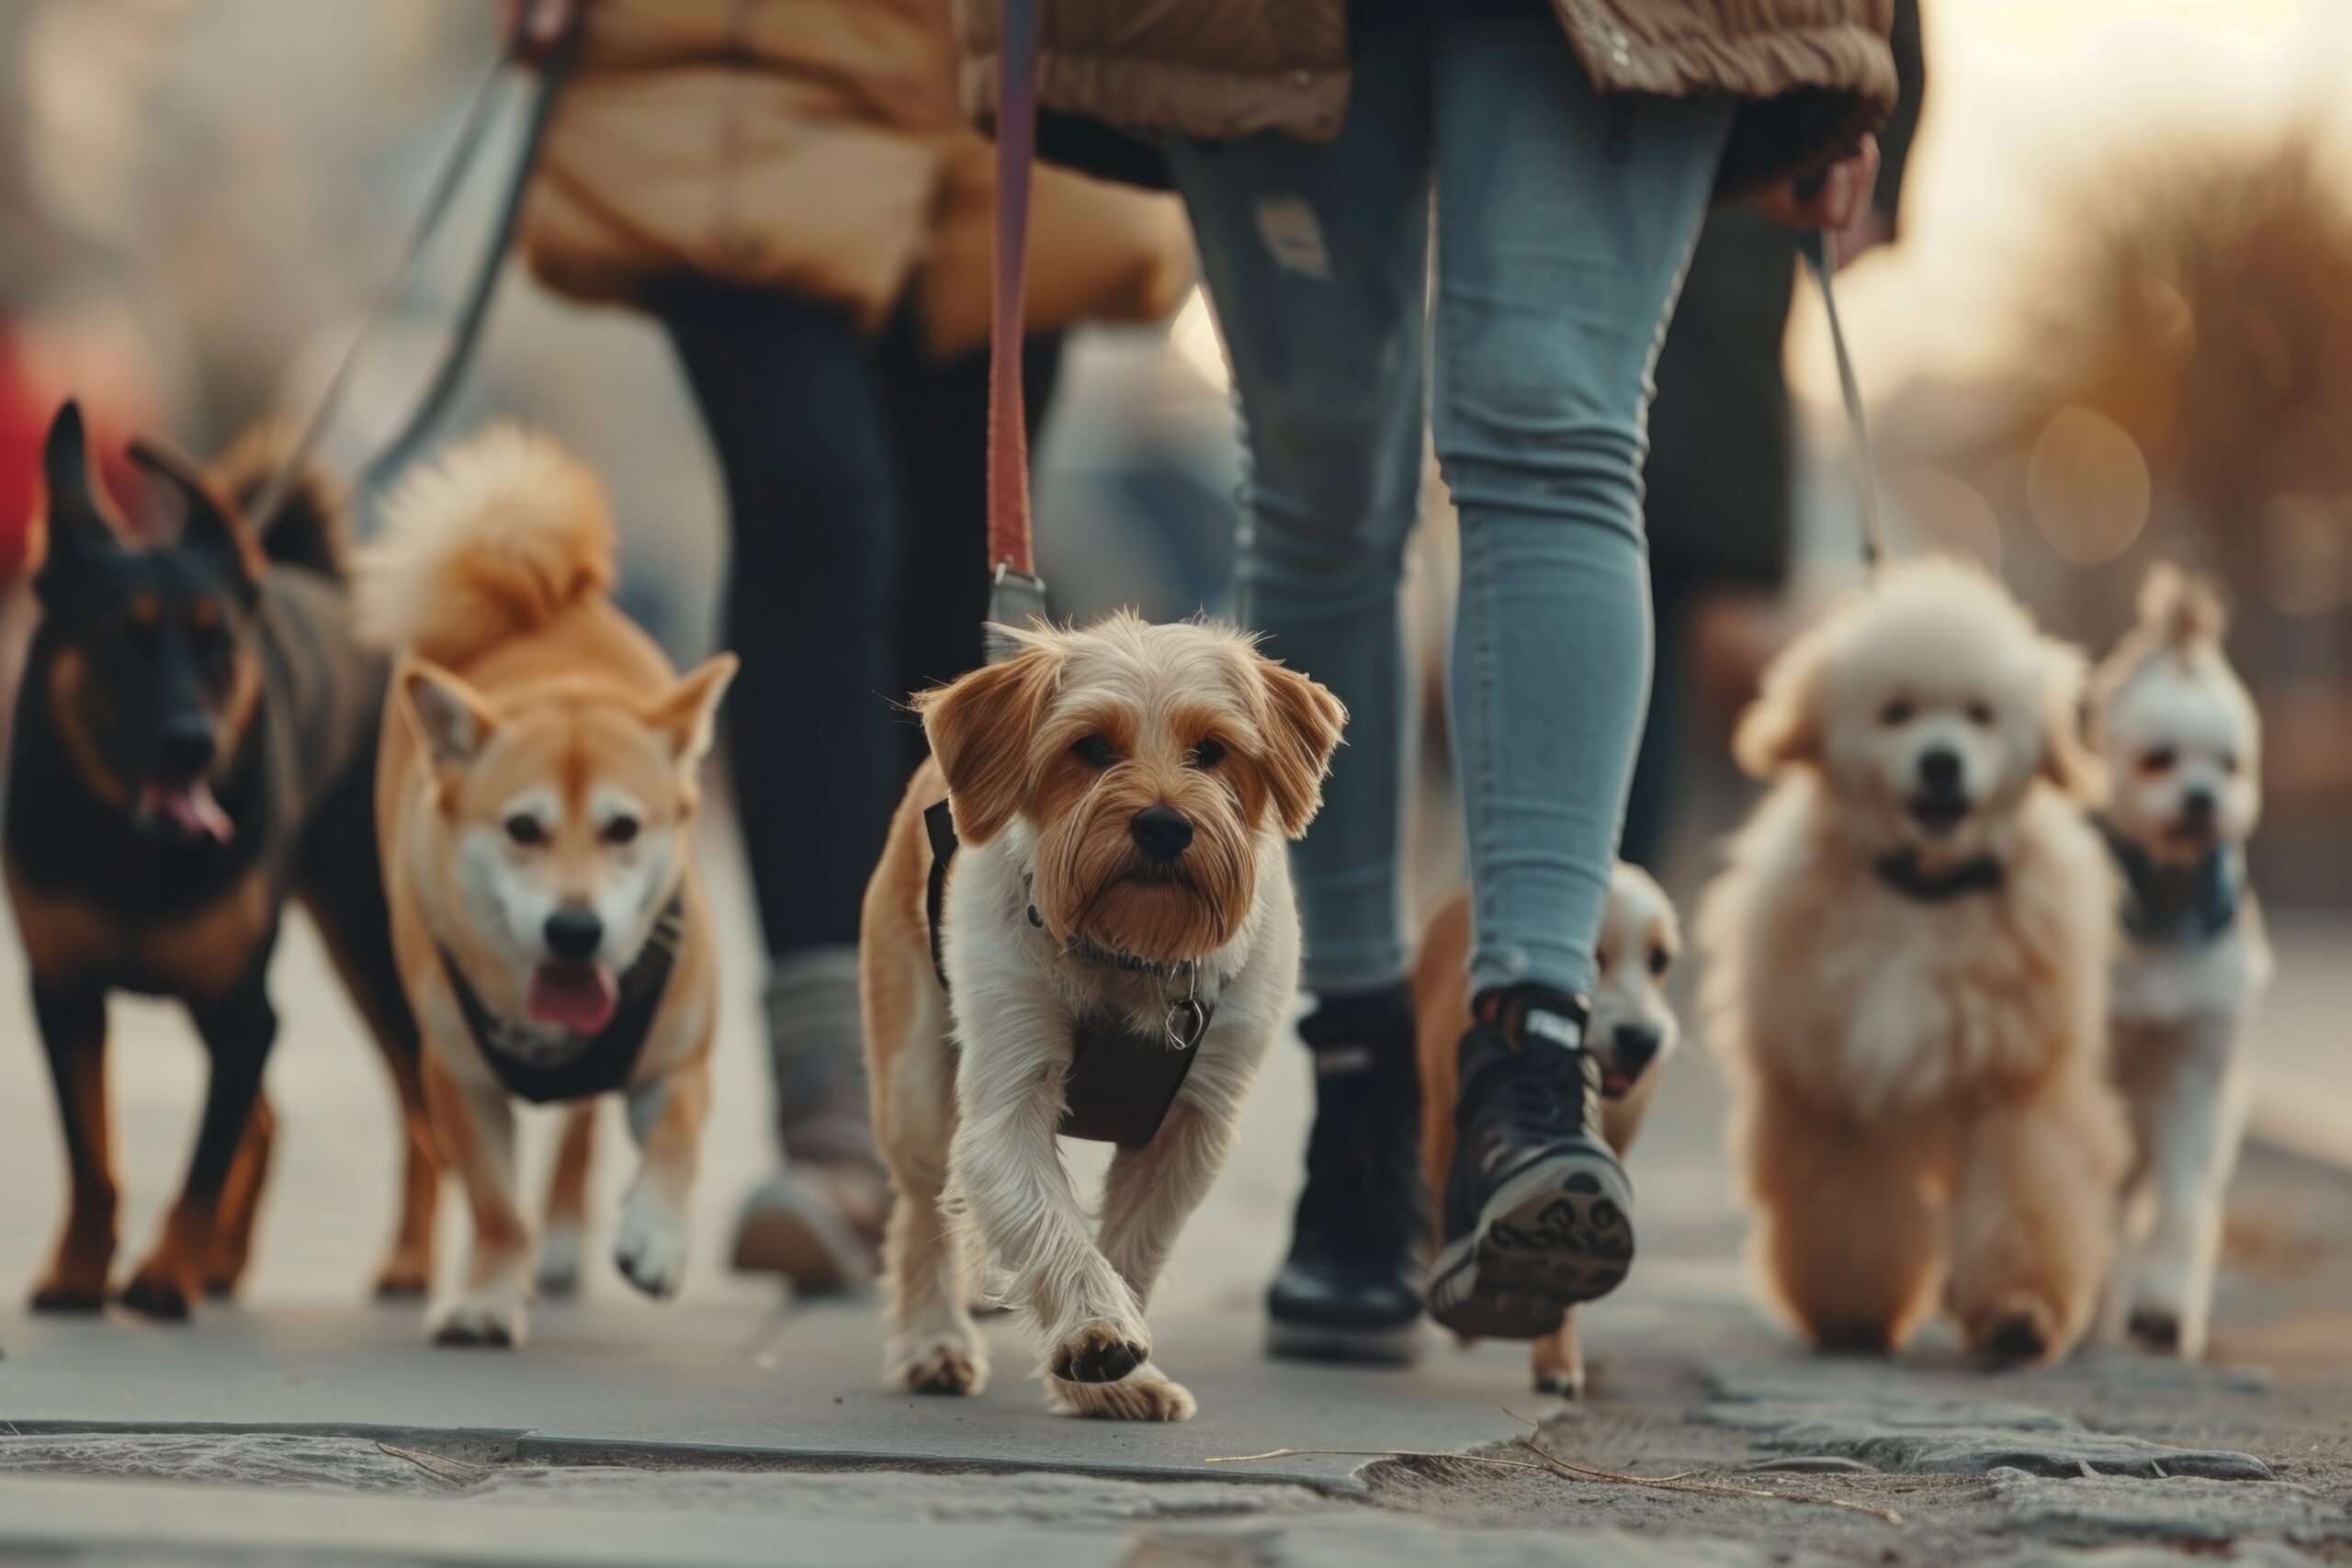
left=984, top=0, right=1047, bottom=631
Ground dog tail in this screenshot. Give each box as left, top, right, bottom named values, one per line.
left=356, top=424, right=616, bottom=666
left=2137, top=560, right=2227, bottom=648
left=209, top=422, right=349, bottom=580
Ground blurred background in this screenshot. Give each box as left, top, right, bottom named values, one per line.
left=0, top=0, right=2347, bottom=1303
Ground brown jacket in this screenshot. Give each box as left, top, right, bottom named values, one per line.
left=959, top=0, right=1898, bottom=201
left=519, top=0, right=1193, bottom=354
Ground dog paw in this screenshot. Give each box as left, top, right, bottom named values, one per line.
left=1809, top=1319, right=1899, bottom=1357
left=372, top=1256, right=432, bottom=1301
left=118, top=1267, right=197, bottom=1324
left=888, top=1332, right=989, bottom=1396
left=614, top=1186, right=688, bottom=1301
left=1049, top=1320, right=1149, bottom=1384
left=1965, top=1293, right=2062, bottom=1364
left=29, top=1271, right=109, bottom=1314
left=1046, top=1363, right=1195, bottom=1422
left=1533, top=1368, right=1585, bottom=1400
left=536, top=1224, right=585, bottom=1300
left=430, top=1291, right=527, bottom=1348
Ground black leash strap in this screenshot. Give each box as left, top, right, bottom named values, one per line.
left=245, top=41, right=575, bottom=526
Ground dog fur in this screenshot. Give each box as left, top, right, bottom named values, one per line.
left=6, top=401, right=436, bottom=1319
left=2093, top=564, right=2271, bottom=1359
left=357, top=426, right=734, bottom=1348
left=861, top=614, right=1344, bottom=1420
left=1697, top=559, right=2129, bottom=1363
left=1414, top=863, right=1681, bottom=1397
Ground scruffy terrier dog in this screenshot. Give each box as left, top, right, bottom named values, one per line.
left=358, top=428, right=735, bottom=1348
left=1699, top=560, right=2128, bottom=1363
left=1415, top=863, right=1680, bottom=1398
left=2093, top=564, right=2270, bottom=1360
left=861, top=615, right=1344, bottom=1420
left=7, top=402, right=435, bottom=1319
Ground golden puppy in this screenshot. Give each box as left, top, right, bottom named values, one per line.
left=1415, top=864, right=1681, bottom=1397
left=862, top=615, right=1343, bottom=1421
left=358, top=428, right=735, bottom=1348
left=1697, top=560, right=2127, bottom=1363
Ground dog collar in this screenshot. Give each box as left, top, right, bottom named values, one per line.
left=1873, top=850, right=2007, bottom=903
left=2097, top=818, right=2242, bottom=949
left=438, top=894, right=685, bottom=1106
left=923, top=797, right=1210, bottom=1145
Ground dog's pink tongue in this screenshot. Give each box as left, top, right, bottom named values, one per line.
left=145, top=781, right=233, bottom=842
left=527, top=964, right=618, bottom=1034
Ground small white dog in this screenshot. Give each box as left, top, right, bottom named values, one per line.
left=1700, top=560, right=2129, bottom=1363
left=2093, top=564, right=2271, bottom=1360
left=860, top=614, right=1344, bottom=1420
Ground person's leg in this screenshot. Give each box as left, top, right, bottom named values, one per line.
left=656, top=279, right=900, bottom=1289
left=1422, top=0, right=1732, bottom=1336
left=1617, top=568, right=1690, bottom=874
left=1165, top=17, right=1436, bottom=1362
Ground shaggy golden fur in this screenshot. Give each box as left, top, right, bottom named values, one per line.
left=1698, top=560, right=2128, bottom=1363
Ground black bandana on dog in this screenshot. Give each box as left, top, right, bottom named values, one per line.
left=2098, top=819, right=2243, bottom=950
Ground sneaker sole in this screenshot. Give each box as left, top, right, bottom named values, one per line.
left=1427, top=1148, right=1634, bottom=1339
left=1264, top=1316, right=1424, bottom=1366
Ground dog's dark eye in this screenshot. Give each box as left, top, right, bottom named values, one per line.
left=504, top=815, right=545, bottom=848
left=1648, top=945, right=1672, bottom=977
left=602, top=815, right=639, bottom=847
left=1881, top=698, right=1914, bottom=727
left=1965, top=701, right=1995, bottom=727
left=1187, top=738, right=1227, bottom=770
left=2139, top=747, right=2177, bottom=776
left=2217, top=753, right=2239, bottom=776
left=1073, top=735, right=1118, bottom=769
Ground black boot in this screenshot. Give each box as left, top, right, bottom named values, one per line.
left=1265, top=986, right=1429, bottom=1363
left=1428, top=985, right=1634, bottom=1338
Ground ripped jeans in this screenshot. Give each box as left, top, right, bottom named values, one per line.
left=1169, top=0, right=1732, bottom=998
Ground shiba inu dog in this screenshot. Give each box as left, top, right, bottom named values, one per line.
left=6, top=401, right=436, bottom=1320
left=1414, top=864, right=1681, bottom=1397
left=357, top=426, right=734, bottom=1348
left=2094, top=564, right=2272, bottom=1360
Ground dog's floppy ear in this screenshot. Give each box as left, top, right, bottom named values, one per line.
left=129, top=435, right=266, bottom=600
left=1250, top=655, right=1348, bottom=839
left=646, top=653, right=738, bottom=771
left=1732, top=623, right=1828, bottom=778
left=35, top=400, right=127, bottom=599
left=916, top=637, right=1062, bottom=845
left=2037, top=641, right=2105, bottom=804
left=397, top=659, right=502, bottom=776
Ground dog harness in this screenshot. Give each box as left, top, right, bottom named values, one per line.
left=924, top=799, right=1210, bottom=1147
left=2098, top=820, right=2243, bottom=949
left=1872, top=850, right=2007, bottom=903
left=438, top=896, right=685, bottom=1105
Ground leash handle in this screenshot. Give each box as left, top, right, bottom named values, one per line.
left=1796, top=227, right=1888, bottom=573
left=987, top=0, right=1041, bottom=582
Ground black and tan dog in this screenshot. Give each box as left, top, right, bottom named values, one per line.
left=6, top=400, right=437, bottom=1319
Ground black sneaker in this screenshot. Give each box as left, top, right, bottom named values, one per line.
left=1265, top=986, right=1429, bottom=1363
left=1428, top=985, right=1634, bottom=1338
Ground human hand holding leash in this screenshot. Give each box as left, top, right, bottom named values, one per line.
left=1754, top=134, right=1881, bottom=237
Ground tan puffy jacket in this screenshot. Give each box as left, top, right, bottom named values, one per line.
left=518, top=0, right=1193, bottom=354
left=959, top=0, right=1898, bottom=201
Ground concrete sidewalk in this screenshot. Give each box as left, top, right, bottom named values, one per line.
left=3, top=817, right=2351, bottom=1564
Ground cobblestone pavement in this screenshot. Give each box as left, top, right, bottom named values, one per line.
left=1, top=818, right=2348, bottom=1564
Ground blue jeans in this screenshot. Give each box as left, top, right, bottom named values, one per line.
left=1169, top=3, right=1731, bottom=999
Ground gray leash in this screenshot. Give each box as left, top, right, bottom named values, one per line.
left=1795, top=227, right=1888, bottom=573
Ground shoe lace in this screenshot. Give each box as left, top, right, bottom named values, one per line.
left=1480, top=1040, right=1596, bottom=1144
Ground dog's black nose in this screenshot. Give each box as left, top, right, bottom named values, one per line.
left=2179, top=786, right=2217, bottom=826
left=1917, top=748, right=1962, bottom=793
left=156, top=715, right=216, bottom=783
left=1130, top=805, right=1193, bottom=861
left=543, top=908, right=604, bottom=964
left=1611, top=1023, right=1664, bottom=1077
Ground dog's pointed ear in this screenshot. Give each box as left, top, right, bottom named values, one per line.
left=915, top=636, right=1062, bottom=845
left=36, top=400, right=127, bottom=597
left=129, top=435, right=264, bottom=598
left=397, top=659, right=502, bottom=775
left=1250, top=655, right=1347, bottom=839
left=648, top=653, right=738, bottom=770
left=2038, top=641, right=2105, bottom=805
left=1732, top=623, right=1829, bottom=778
